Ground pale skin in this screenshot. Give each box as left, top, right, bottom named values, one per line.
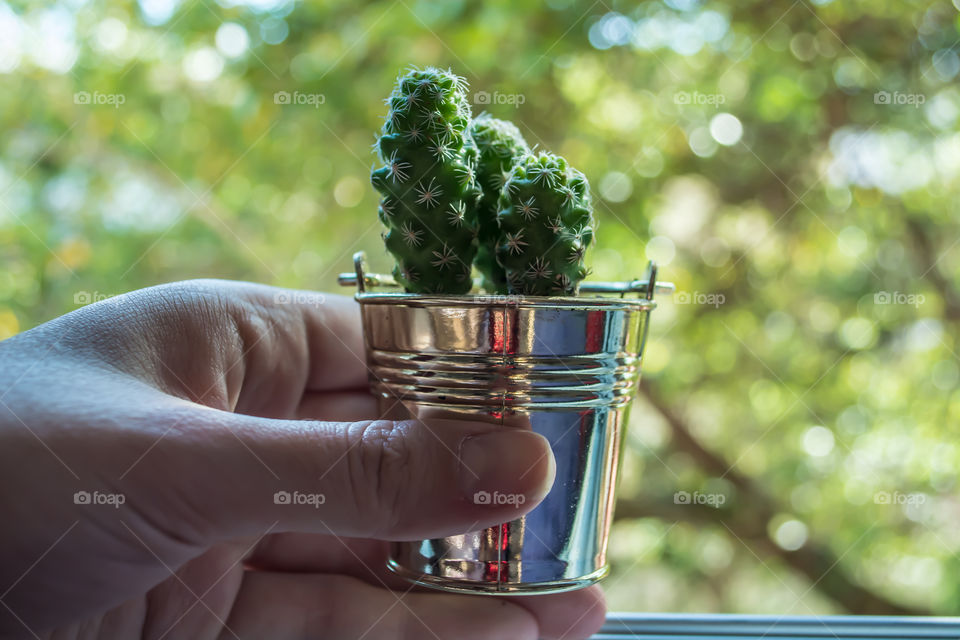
left=0, top=280, right=606, bottom=640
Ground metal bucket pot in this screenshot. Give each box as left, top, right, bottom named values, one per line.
left=340, top=253, right=668, bottom=595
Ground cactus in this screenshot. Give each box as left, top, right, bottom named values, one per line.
left=370, top=67, right=482, bottom=294
left=370, top=68, right=597, bottom=297
left=494, top=151, right=595, bottom=296
left=468, top=113, right=530, bottom=293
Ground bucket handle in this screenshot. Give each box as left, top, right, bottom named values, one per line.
left=339, top=252, right=674, bottom=299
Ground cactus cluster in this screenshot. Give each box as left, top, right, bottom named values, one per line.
left=371, top=67, right=595, bottom=296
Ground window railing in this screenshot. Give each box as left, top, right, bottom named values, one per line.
left=591, top=613, right=960, bottom=639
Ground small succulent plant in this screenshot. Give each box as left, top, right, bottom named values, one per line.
left=370, top=67, right=482, bottom=294
left=495, top=152, right=595, bottom=296
left=371, top=67, right=595, bottom=296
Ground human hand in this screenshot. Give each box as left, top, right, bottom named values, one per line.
left=0, top=280, right=606, bottom=639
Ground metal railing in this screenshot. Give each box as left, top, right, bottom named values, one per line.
left=591, top=613, right=960, bottom=639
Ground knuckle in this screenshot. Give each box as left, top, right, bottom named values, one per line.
left=345, top=420, right=416, bottom=533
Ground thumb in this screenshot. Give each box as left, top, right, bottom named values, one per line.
left=132, top=406, right=556, bottom=543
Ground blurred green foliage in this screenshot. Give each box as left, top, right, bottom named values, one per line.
left=2, top=0, right=959, bottom=616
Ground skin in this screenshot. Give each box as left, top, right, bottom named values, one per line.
left=0, top=280, right=606, bottom=640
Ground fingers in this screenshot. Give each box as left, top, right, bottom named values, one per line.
left=132, top=405, right=556, bottom=544
left=245, top=534, right=606, bottom=639
left=50, top=280, right=372, bottom=414
left=246, top=535, right=422, bottom=591
left=295, top=390, right=379, bottom=422
left=222, top=572, right=539, bottom=640
left=139, top=542, right=249, bottom=639
left=208, top=281, right=370, bottom=395
left=245, top=533, right=609, bottom=638
left=246, top=533, right=606, bottom=638
left=291, top=290, right=370, bottom=393
left=513, top=586, right=607, bottom=640
left=210, top=283, right=371, bottom=417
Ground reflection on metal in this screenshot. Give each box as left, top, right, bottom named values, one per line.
left=345, top=252, right=670, bottom=594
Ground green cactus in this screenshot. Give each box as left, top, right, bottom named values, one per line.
left=370, top=67, right=481, bottom=294
left=468, top=113, right=530, bottom=293
left=494, top=151, right=595, bottom=296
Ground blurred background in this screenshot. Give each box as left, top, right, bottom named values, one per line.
left=2, top=0, right=959, bottom=617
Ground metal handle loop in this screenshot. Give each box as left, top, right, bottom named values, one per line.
left=339, top=252, right=675, bottom=299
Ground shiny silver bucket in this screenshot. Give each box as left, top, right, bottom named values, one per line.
left=340, top=253, right=668, bottom=595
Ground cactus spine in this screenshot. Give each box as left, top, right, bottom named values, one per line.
left=495, top=152, right=595, bottom=296
left=468, top=113, right=530, bottom=294
left=371, top=67, right=481, bottom=294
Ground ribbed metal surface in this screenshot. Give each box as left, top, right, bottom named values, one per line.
left=368, top=349, right=642, bottom=409
left=360, top=293, right=650, bottom=412
left=591, top=614, right=960, bottom=639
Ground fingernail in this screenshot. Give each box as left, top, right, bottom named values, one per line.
left=458, top=430, right=556, bottom=507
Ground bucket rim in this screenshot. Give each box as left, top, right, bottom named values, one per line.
left=355, top=292, right=657, bottom=311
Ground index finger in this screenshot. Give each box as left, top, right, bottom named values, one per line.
left=294, top=291, right=370, bottom=392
